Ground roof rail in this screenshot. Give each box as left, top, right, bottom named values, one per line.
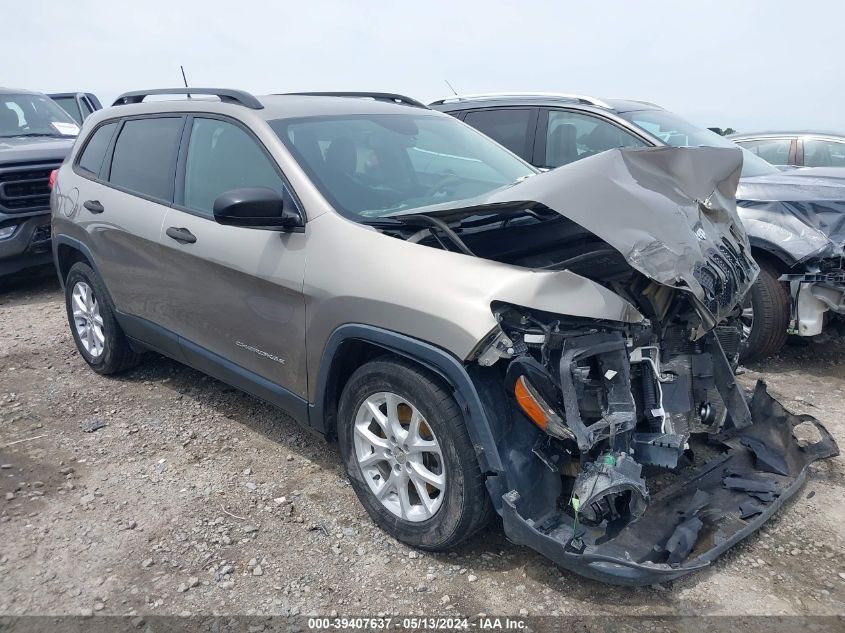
left=282, top=92, right=428, bottom=109
left=112, top=88, right=263, bottom=110
left=429, top=92, right=612, bottom=109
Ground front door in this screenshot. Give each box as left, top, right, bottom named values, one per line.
left=156, top=115, right=309, bottom=399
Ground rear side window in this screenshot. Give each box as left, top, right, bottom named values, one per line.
left=737, top=138, right=791, bottom=165
left=804, top=138, right=845, bottom=167
left=108, top=117, right=183, bottom=202
left=78, top=122, right=117, bottom=176
left=183, top=118, right=285, bottom=215
left=52, top=97, right=82, bottom=125
left=462, top=108, right=533, bottom=160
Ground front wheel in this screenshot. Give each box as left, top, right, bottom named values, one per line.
left=337, top=358, right=491, bottom=550
left=739, top=261, right=790, bottom=363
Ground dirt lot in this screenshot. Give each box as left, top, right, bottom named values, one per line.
left=1, top=271, right=844, bottom=619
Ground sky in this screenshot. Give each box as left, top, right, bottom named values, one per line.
left=3, top=0, right=843, bottom=133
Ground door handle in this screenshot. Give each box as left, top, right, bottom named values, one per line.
left=166, top=227, right=197, bottom=244
left=83, top=200, right=104, bottom=214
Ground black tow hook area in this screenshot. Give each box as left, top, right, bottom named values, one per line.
left=499, top=381, right=839, bottom=585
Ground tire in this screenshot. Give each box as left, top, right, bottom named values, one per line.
left=64, top=262, right=141, bottom=375
left=338, top=357, right=492, bottom=551
left=740, top=261, right=790, bottom=363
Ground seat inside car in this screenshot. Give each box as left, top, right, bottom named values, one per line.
left=547, top=123, right=578, bottom=166
left=325, top=136, right=358, bottom=176
left=0, top=105, right=21, bottom=135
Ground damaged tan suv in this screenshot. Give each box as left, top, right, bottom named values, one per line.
left=50, top=89, right=838, bottom=585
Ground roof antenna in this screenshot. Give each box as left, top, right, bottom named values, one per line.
left=180, top=65, right=191, bottom=99
left=444, top=79, right=458, bottom=96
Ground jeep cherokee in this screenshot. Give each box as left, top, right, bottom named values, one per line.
left=50, top=88, right=837, bottom=585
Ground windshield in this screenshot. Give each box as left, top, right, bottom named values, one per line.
left=619, top=109, right=779, bottom=178
left=0, top=93, right=80, bottom=139
left=270, top=113, right=535, bottom=219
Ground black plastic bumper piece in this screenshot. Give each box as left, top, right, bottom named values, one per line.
left=499, top=381, right=839, bottom=585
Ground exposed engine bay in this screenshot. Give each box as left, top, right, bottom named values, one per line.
left=371, top=147, right=839, bottom=583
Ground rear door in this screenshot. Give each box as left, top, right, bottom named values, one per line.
left=75, top=115, right=184, bottom=352
left=157, top=115, right=309, bottom=398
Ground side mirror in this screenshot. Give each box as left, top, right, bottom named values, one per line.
left=212, top=187, right=303, bottom=230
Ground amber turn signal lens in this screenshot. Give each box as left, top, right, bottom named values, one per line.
left=514, top=375, right=549, bottom=430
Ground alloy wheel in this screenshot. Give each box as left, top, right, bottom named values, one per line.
left=353, top=392, right=446, bottom=522
left=71, top=281, right=105, bottom=358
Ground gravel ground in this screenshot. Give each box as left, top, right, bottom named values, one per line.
left=1, top=271, right=844, bottom=618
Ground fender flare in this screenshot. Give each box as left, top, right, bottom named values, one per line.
left=747, top=236, right=800, bottom=270
left=309, top=323, right=504, bottom=474
left=52, top=234, right=100, bottom=289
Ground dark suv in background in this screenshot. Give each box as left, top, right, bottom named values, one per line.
left=48, top=92, right=102, bottom=126
left=1, top=87, right=80, bottom=276
left=432, top=93, right=845, bottom=362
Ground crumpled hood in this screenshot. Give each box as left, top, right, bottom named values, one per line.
left=414, top=146, right=755, bottom=328
left=737, top=172, right=845, bottom=262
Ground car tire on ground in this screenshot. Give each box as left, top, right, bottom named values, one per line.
left=338, top=357, right=492, bottom=551
left=64, top=261, right=141, bottom=375
left=740, top=260, right=790, bottom=363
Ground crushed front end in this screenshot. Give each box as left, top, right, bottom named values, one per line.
left=452, top=148, right=839, bottom=584
left=476, top=304, right=837, bottom=584
left=781, top=258, right=845, bottom=337
left=377, top=146, right=839, bottom=583
left=736, top=193, right=845, bottom=338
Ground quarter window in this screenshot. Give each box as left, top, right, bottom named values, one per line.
left=462, top=108, right=533, bottom=160
left=183, top=118, right=286, bottom=215
left=77, top=122, right=117, bottom=176
left=545, top=110, right=646, bottom=167
left=108, top=117, right=183, bottom=202
left=804, top=138, right=845, bottom=167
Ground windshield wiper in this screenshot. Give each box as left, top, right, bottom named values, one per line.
left=396, top=214, right=475, bottom=256
left=359, top=217, right=408, bottom=228
left=361, top=215, right=475, bottom=256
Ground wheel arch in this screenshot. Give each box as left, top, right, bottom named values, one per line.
left=310, top=324, right=504, bottom=475
left=53, top=235, right=98, bottom=288
left=748, top=238, right=798, bottom=273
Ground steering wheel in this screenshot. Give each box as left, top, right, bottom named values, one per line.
left=424, top=176, right=465, bottom=198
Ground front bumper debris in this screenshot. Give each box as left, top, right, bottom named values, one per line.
left=500, top=381, right=838, bottom=585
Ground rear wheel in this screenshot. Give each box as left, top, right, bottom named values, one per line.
left=65, top=262, right=141, bottom=375
left=338, top=358, right=491, bottom=550
left=739, top=261, right=790, bottom=363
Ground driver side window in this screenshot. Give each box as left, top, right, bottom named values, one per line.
left=545, top=110, right=645, bottom=168
left=183, top=118, right=288, bottom=216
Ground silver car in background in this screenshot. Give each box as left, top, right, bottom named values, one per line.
left=728, top=131, right=845, bottom=169
left=50, top=89, right=837, bottom=585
